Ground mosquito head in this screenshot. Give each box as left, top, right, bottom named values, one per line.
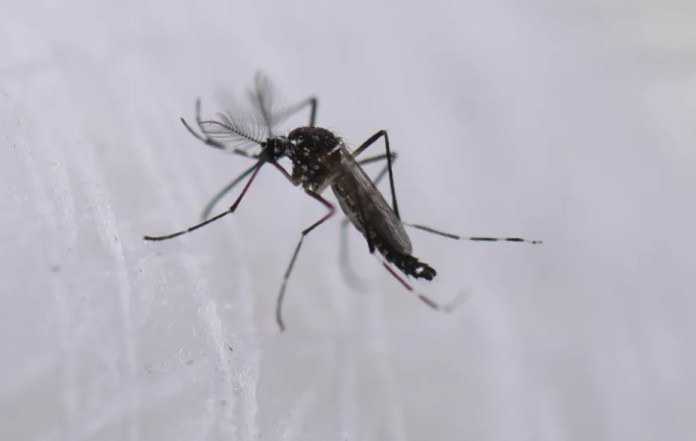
left=286, top=127, right=341, bottom=159
left=263, top=136, right=291, bottom=160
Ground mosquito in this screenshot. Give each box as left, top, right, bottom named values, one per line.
left=144, top=74, right=541, bottom=331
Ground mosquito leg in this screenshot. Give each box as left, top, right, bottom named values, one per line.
left=278, top=96, right=318, bottom=127
left=356, top=151, right=541, bottom=246
left=404, top=223, right=542, bottom=245
left=251, top=71, right=318, bottom=128
left=358, top=152, right=398, bottom=189
left=352, top=131, right=400, bottom=219
left=180, top=99, right=257, bottom=158
left=354, top=152, right=542, bottom=246
left=306, top=98, right=318, bottom=127
left=338, top=217, right=369, bottom=292
left=379, top=258, right=466, bottom=313
left=180, top=98, right=224, bottom=148
left=143, top=161, right=264, bottom=241
left=356, top=152, right=395, bottom=167
left=270, top=161, right=297, bottom=184
left=200, top=162, right=258, bottom=220
left=276, top=191, right=335, bottom=331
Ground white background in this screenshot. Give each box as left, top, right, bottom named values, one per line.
left=2, top=0, right=695, bottom=440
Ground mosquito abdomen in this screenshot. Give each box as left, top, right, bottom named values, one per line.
left=376, top=241, right=436, bottom=281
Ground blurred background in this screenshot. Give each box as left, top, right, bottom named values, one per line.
left=1, top=0, right=695, bottom=440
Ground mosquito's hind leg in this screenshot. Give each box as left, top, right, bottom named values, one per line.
left=356, top=149, right=541, bottom=246
left=379, top=257, right=465, bottom=313
left=352, top=130, right=400, bottom=219
left=404, top=223, right=542, bottom=245
left=276, top=191, right=335, bottom=332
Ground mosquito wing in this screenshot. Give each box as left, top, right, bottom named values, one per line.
left=331, top=148, right=413, bottom=255
left=247, top=72, right=283, bottom=137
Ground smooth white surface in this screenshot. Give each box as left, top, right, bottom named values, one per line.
left=2, top=0, right=695, bottom=440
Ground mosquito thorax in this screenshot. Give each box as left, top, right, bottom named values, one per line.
left=286, top=126, right=343, bottom=191
left=287, top=127, right=341, bottom=156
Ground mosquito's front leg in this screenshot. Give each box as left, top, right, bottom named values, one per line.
left=278, top=96, right=318, bottom=128
left=144, top=160, right=265, bottom=241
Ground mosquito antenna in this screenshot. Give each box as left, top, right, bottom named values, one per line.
left=404, top=223, right=542, bottom=245
left=180, top=99, right=262, bottom=158
left=200, top=115, right=266, bottom=148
